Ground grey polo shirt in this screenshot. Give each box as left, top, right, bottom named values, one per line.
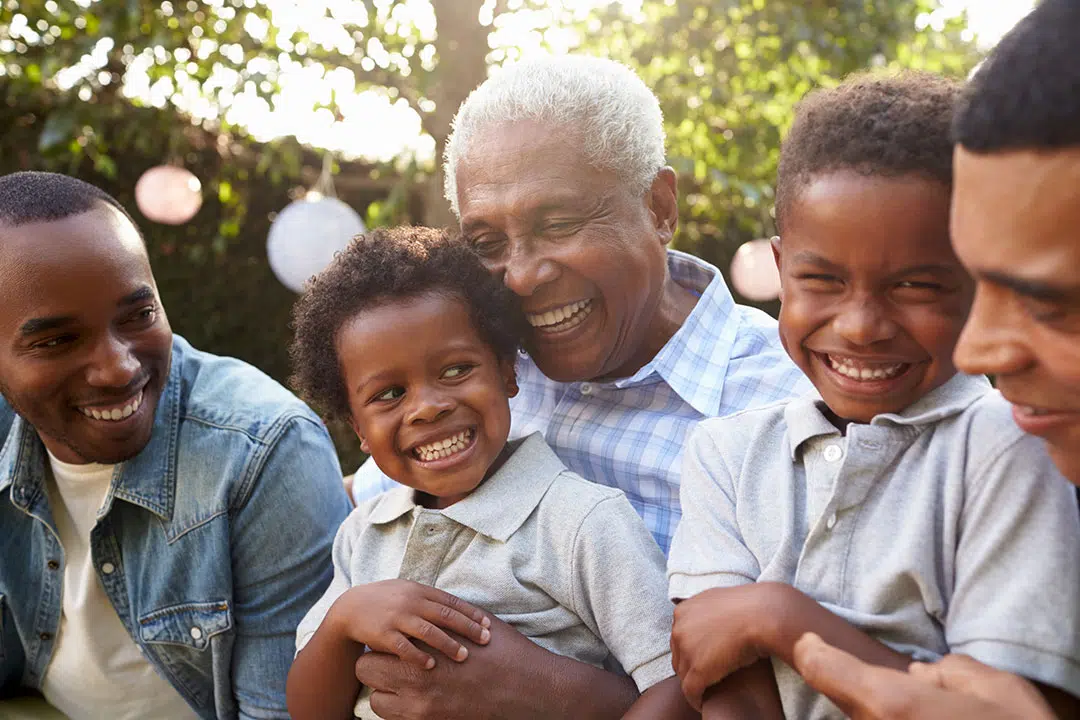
left=668, top=373, right=1080, bottom=719
left=297, top=433, right=675, bottom=720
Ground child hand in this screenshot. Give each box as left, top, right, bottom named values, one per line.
left=330, top=579, right=491, bottom=670
left=671, top=585, right=777, bottom=710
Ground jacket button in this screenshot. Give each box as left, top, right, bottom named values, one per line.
left=190, top=627, right=203, bottom=641
left=39, top=632, right=52, bottom=641
left=101, top=562, right=116, bottom=575
left=47, top=560, right=59, bottom=570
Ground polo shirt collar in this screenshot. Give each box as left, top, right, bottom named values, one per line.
left=613, top=250, right=737, bottom=416
left=366, top=432, right=565, bottom=542
left=786, top=373, right=992, bottom=460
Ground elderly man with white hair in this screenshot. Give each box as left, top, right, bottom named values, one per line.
left=350, top=55, right=807, bottom=718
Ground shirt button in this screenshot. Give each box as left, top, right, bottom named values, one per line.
left=39, top=632, right=52, bottom=641
left=47, top=560, right=60, bottom=570
left=580, top=383, right=593, bottom=395
left=101, top=562, right=115, bottom=575
left=826, top=513, right=838, bottom=530
left=190, top=627, right=203, bottom=641
left=426, top=526, right=437, bottom=535
left=823, top=444, right=843, bottom=462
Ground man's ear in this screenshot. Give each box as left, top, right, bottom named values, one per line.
left=771, top=235, right=784, bottom=301
left=347, top=416, right=371, bottom=454
left=501, top=355, right=519, bottom=399
left=647, top=167, right=679, bottom=246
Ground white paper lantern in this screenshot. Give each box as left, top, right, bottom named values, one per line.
left=134, top=165, right=203, bottom=225
left=267, top=193, right=365, bottom=293
left=730, top=237, right=781, bottom=302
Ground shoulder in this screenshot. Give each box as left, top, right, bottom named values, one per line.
left=692, top=398, right=794, bottom=458
left=948, top=390, right=1046, bottom=474
left=172, top=336, right=324, bottom=443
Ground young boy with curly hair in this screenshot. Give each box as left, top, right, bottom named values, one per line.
left=666, top=72, right=1080, bottom=719
left=285, top=227, right=695, bottom=719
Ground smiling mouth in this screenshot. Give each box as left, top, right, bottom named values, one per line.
left=412, top=428, right=475, bottom=463
left=825, top=354, right=911, bottom=382
left=78, top=389, right=145, bottom=422
left=526, top=299, right=593, bottom=333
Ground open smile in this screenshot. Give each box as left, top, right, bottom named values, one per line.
left=409, top=427, right=478, bottom=468
left=1007, top=401, right=1080, bottom=437
left=526, top=299, right=593, bottom=335
left=77, top=388, right=146, bottom=423
left=816, top=353, right=919, bottom=392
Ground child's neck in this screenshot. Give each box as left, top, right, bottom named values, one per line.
left=413, top=440, right=514, bottom=510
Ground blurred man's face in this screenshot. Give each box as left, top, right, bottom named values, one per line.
left=951, top=145, right=1080, bottom=485
left=0, top=204, right=172, bottom=464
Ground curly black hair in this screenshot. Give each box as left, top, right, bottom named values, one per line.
left=776, top=71, right=961, bottom=231
left=954, top=0, right=1080, bottom=152
left=0, top=171, right=141, bottom=236
left=289, top=226, right=527, bottom=422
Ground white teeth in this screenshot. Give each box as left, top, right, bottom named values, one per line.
left=80, top=391, right=143, bottom=422
left=527, top=300, right=592, bottom=329
left=827, top=356, right=905, bottom=381
left=414, top=429, right=474, bottom=462
left=1018, top=406, right=1049, bottom=416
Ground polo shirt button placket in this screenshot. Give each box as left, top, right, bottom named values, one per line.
left=823, top=444, right=843, bottom=463
left=580, top=383, right=593, bottom=396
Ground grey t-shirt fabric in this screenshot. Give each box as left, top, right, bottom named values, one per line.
left=669, top=373, right=1080, bottom=719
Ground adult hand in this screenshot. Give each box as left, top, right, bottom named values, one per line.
left=331, top=579, right=490, bottom=670
left=671, top=585, right=779, bottom=710
left=793, top=633, right=1055, bottom=720
left=356, top=613, right=637, bottom=720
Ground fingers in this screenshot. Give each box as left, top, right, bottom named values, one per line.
left=793, top=632, right=894, bottom=718
left=388, top=629, right=440, bottom=669
left=679, top=671, right=707, bottom=712
left=423, top=586, right=491, bottom=632
left=421, top=597, right=491, bottom=646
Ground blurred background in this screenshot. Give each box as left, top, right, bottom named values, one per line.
left=0, top=0, right=1034, bottom=466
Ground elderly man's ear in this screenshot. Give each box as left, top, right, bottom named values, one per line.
left=647, top=167, right=679, bottom=245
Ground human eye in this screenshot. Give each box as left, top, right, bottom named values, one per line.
left=441, top=364, right=474, bottom=380
left=32, top=334, right=76, bottom=351
left=796, top=273, right=842, bottom=291
left=126, top=305, right=157, bottom=327
left=467, top=233, right=505, bottom=258
left=894, top=280, right=945, bottom=301
left=372, top=386, right=405, bottom=403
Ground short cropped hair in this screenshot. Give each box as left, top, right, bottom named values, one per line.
left=0, top=171, right=140, bottom=232
left=954, top=0, right=1080, bottom=152
left=776, top=71, right=961, bottom=231
left=289, top=226, right=528, bottom=422
left=443, top=54, right=666, bottom=216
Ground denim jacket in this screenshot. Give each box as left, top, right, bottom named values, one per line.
left=0, top=336, right=352, bottom=719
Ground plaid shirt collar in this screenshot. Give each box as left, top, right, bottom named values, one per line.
left=614, top=250, right=737, bottom=417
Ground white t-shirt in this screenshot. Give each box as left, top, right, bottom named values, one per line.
left=40, top=451, right=199, bottom=720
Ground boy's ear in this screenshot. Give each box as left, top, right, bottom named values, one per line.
left=501, top=355, right=519, bottom=399
left=770, top=235, right=784, bottom=301
left=347, top=416, right=371, bottom=454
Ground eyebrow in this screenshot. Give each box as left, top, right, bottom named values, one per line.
left=19, top=285, right=156, bottom=336
left=787, top=253, right=957, bottom=277
left=982, top=270, right=1076, bottom=301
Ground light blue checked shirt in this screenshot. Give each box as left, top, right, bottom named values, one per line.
left=352, top=250, right=810, bottom=554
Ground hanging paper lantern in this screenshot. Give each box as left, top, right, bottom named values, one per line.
left=730, top=237, right=781, bottom=302
left=134, top=166, right=203, bottom=225
left=266, top=193, right=365, bottom=293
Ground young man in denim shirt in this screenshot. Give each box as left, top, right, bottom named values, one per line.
left=0, top=171, right=351, bottom=719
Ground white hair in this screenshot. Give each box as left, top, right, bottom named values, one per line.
left=443, top=54, right=666, bottom=217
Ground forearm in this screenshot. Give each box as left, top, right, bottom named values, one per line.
left=757, top=583, right=909, bottom=672
left=537, top=651, right=639, bottom=719
left=699, top=660, right=784, bottom=720
left=286, top=627, right=365, bottom=720
left=622, top=676, right=697, bottom=720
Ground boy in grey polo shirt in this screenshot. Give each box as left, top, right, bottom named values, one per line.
left=286, top=228, right=694, bottom=720
left=667, top=73, right=1080, bottom=719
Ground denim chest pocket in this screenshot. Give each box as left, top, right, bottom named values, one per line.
left=138, top=600, right=232, bottom=649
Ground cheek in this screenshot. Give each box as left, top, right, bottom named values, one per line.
left=1039, top=335, right=1080, bottom=385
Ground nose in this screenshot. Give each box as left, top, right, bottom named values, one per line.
left=500, top=240, right=560, bottom=298
left=832, top=296, right=897, bottom=347
left=954, top=285, right=1032, bottom=377
left=85, top=334, right=141, bottom=388
left=404, top=384, right=455, bottom=425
